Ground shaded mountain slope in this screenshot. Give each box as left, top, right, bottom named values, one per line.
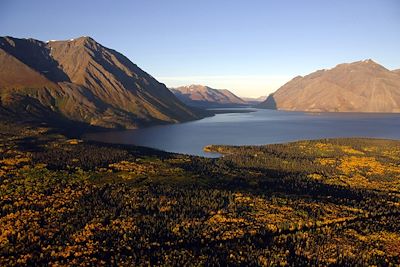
left=0, top=36, right=204, bottom=128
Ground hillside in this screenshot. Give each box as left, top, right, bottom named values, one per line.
left=258, top=59, right=400, bottom=112
left=171, top=85, right=247, bottom=108
left=0, top=36, right=204, bottom=128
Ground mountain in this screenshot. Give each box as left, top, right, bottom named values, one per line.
left=0, top=36, right=204, bottom=129
left=171, top=85, right=247, bottom=108
left=242, top=95, right=268, bottom=105
left=258, top=59, right=400, bottom=113
left=393, top=69, right=400, bottom=75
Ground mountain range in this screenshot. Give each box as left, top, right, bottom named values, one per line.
left=242, top=96, right=268, bottom=105
left=2, top=36, right=399, bottom=129
left=258, top=59, right=400, bottom=113
left=171, top=85, right=247, bottom=108
left=0, top=36, right=205, bottom=129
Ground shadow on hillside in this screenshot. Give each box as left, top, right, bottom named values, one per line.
left=259, top=94, right=277, bottom=109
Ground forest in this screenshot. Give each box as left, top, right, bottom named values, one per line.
left=0, top=121, right=399, bottom=266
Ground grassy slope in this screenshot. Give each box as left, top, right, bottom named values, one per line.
left=0, top=122, right=399, bottom=266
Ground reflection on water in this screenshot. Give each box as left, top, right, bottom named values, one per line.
left=85, top=109, right=400, bottom=157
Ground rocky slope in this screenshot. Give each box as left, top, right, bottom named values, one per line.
left=0, top=36, right=204, bottom=128
left=171, top=85, right=247, bottom=108
left=258, top=60, right=400, bottom=113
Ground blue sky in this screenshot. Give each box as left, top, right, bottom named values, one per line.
left=1, top=0, right=399, bottom=97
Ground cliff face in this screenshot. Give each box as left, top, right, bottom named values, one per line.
left=0, top=36, right=204, bottom=128
left=258, top=60, right=400, bottom=113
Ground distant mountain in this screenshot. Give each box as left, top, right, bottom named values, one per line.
left=0, top=36, right=204, bottom=129
left=393, top=69, right=400, bottom=75
left=258, top=59, right=400, bottom=113
left=242, top=96, right=268, bottom=105
left=171, top=85, right=247, bottom=108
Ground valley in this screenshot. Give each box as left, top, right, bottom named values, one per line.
left=2, top=1, right=400, bottom=266
left=1, top=36, right=400, bottom=266
left=85, top=109, right=400, bottom=157
left=0, top=121, right=399, bottom=266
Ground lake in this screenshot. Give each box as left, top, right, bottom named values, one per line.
left=85, top=109, right=400, bottom=157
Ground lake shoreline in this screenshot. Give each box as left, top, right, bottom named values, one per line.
left=84, top=109, right=400, bottom=157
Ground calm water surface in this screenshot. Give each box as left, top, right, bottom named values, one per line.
left=85, top=109, right=400, bottom=157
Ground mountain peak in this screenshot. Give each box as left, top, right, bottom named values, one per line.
left=46, top=36, right=97, bottom=45
left=187, top=84, right=207, bottom=89
left=362, top=58, right=374, bottom=63
left=172, top=85, right=247, bottom=107
left=353, top=59, right=388, bottom=72
left=330, top=59, right=388, bottom=73
left=357, top=59, right=381, bottom=66
left=76, top=36, right=95, bottom=41
left=72, top=36, right=97, bottom=44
